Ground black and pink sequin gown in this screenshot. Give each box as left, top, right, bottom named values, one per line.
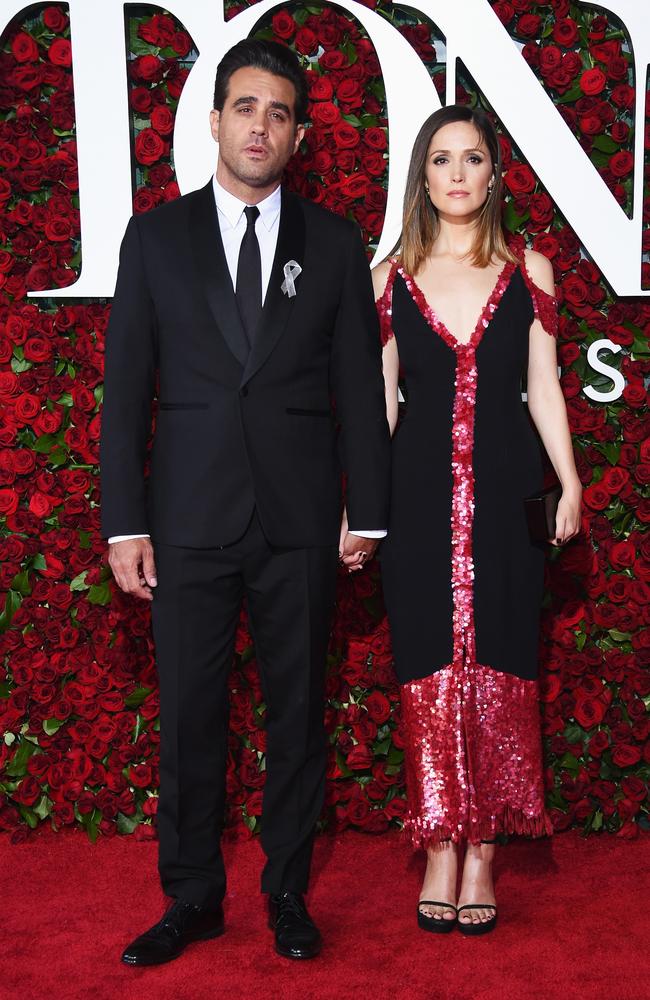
left=377, top=258, right=556, bottom=845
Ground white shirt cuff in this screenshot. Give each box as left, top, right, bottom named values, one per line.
left=348, top=529, right=387, bottom=539
left=108, top=534, right=150, bottom=543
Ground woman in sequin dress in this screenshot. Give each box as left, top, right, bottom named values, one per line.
left=373, top=106, right=581, bottom=935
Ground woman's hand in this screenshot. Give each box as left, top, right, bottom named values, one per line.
left=551, top=484, right=582, bottom=546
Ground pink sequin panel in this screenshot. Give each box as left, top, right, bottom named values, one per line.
left=401, top=662, right=553, bottom=846
left=376, top=259, right=398, bottom=346
left=520, top=256, right=559, bottom=337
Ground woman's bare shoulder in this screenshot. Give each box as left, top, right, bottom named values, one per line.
left=371, top=258, right=395, bottom=300
left=522, top=248, right=554, bottom=293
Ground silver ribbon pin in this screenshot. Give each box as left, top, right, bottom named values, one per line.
left=281, top=260, right=302, bottom=298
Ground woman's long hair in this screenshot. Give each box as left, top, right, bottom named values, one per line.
left=398, top=105, right=516, bottom=275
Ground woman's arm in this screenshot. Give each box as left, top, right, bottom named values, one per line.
left=524, top=250, right=582, bottom=545
left=372, top=261, right=400, bottom=436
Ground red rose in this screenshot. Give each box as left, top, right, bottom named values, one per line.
left=492, top=2, right=514, bottom=25
left=295, top=27, right=318, bottom=55
left=601, top=467, right=629, bottom=494
left=48, top=39, right=72, bottom=67
left=580, top=68, right=607, bottom=95
left=309, top=77, right=333, bottom=101
left=11, top=31, right=39, bottom=63
left=609, top=151, right=633, bottom=178
left=43, top=7, right=68, bottom=31
left=528, top=192, right=554, bottom=227
left=539, top=45, right=562, bottom=75
left=612, top=744, right=641, bottom=768
left=553, top=18, right=579, bottom=47
left=608, top=540, right=635, bottom=571
left=365, top=691, right=391, bottom=724
left=311, top=102, right=340, bottom=127
left=133, top=54, right=163, bottom=83
left=135, top=129, right=165, bottom=166
left=0, top=488, right=18, bottom=515
left=610, top=84, right=634, bottom=109
left=587, top=730, right=610, bottom=757
left=336, top=79, right=363, bottom=110
left=332, top=122, right=360, bottom=149
left=150, top=106, right=174, bottom=136
left=272, top=11, right=296, bottom=39
left=364, top=127, right=387, bottom=152
left=128, top=764, right=153, bottom=788
left=346, top=744, right=373, bottom=770
left=517, top=14, right=541, bottom=37
left=573, top=696, right=607, bottom=729
left=504, top=164, right=535, bottom=195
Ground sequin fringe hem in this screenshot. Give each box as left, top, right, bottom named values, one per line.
left=403, top=805, right=554, bottom=850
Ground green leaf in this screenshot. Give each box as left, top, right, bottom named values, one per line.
left=608, top=630, right=632, bottom=643
left=592, top=809, right=603, bottom=831
left=32, top=553, right=47, bottom=571
left=0, top=683, right=11, bottom=699
left=34, top=795, right=53, bottom=820
left=0, top=590, right=21, bottom=632
left=592, top=134, right=619, bottom=153
left=57, top=392, right=73, bottom=407
left=124, top=686, right=153, bottom=709
left=88, top=582, right=112, bottom=606
left=18, top=805, right=39, bottom=829
left=11, top=570, right=31, bottom=596
left=5, top=739, right=39, bottom=777
left=503, top=199, right=527, bottom=232
left=559, top=752, right=579, bottom=774
left=78, top=531, right=91, bottom=550
left=81, top=807, right=102, bottom=843
left=11, top=356, right=33, bottom=374
left=70, top=570, right=89, bottom=592
left=43, top=718, right=64, bottom=736
left=117, top=811, right=139, bottom=835
left=555, top=83, right=583, bottom=105
left=33, top=434, right=55, bottom=454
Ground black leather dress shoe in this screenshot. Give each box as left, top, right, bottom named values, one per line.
left=268, top=892, right=322, bottom=960
left=121, top=898, right=224, bottom=966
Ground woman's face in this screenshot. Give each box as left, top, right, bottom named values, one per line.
left=424, top=120, right=494, bottom=219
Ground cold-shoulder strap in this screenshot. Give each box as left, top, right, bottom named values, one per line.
left=375, top=258, right=399, bottom=346
left=519, top=256, right=559, bottom=337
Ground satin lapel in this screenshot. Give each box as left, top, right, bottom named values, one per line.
left=241, top=189, right=305, bottom=386
left=189, top=181, right=249, bottom=368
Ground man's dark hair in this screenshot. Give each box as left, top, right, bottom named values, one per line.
left=213, top=39, right=309, bottom=124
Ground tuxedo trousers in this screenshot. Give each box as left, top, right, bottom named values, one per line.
left=151, top=512, right=338, bottom=906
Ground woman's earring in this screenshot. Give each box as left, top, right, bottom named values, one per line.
left=487, top=180, right=494, bottom=195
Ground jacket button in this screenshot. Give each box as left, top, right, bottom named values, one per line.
left=240, top=387, right=248, bottom=397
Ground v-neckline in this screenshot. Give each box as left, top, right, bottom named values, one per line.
left=398, top=261, right=517, bottom=351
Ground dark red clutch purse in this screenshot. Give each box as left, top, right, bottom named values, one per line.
left=524, top=484, right=562, bottom=543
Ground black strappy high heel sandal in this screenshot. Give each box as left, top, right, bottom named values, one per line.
left=457, top=839, right=498, bottom=935
left=417, top=901, right=458, bottom=934
left=456, top=903, right=497, bottom=935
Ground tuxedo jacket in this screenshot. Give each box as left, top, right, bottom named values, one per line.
left=100, top=181, right=391, bottom=548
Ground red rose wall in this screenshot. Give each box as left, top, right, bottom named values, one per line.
left=0, top=2, right=648, bottom=844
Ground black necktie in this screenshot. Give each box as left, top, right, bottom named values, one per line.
left=235, top=205, right=262, bottom=347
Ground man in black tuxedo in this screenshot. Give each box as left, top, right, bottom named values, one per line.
left=100, top=40, right=390, bottom=964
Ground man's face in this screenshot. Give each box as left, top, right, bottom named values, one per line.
left=210, top=66, right=304, bottom=196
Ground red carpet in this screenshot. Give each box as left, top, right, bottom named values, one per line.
left=1, top=828, right=646, bottom=1000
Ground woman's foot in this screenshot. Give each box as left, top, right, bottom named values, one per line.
left=457, top=841, right=497, bottom=929
left=418, top=841, right=458, bottom=925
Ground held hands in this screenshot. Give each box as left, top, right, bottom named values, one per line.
left=551, top=484, right=582, bottom=547
left=108, top=537, right=158, bottom=601
left=339, top=510, right=378, bottom=572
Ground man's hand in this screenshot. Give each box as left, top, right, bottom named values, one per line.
left=108, top=537, right=158, bottom=601
left=339, top=532, right=378, bottom=573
